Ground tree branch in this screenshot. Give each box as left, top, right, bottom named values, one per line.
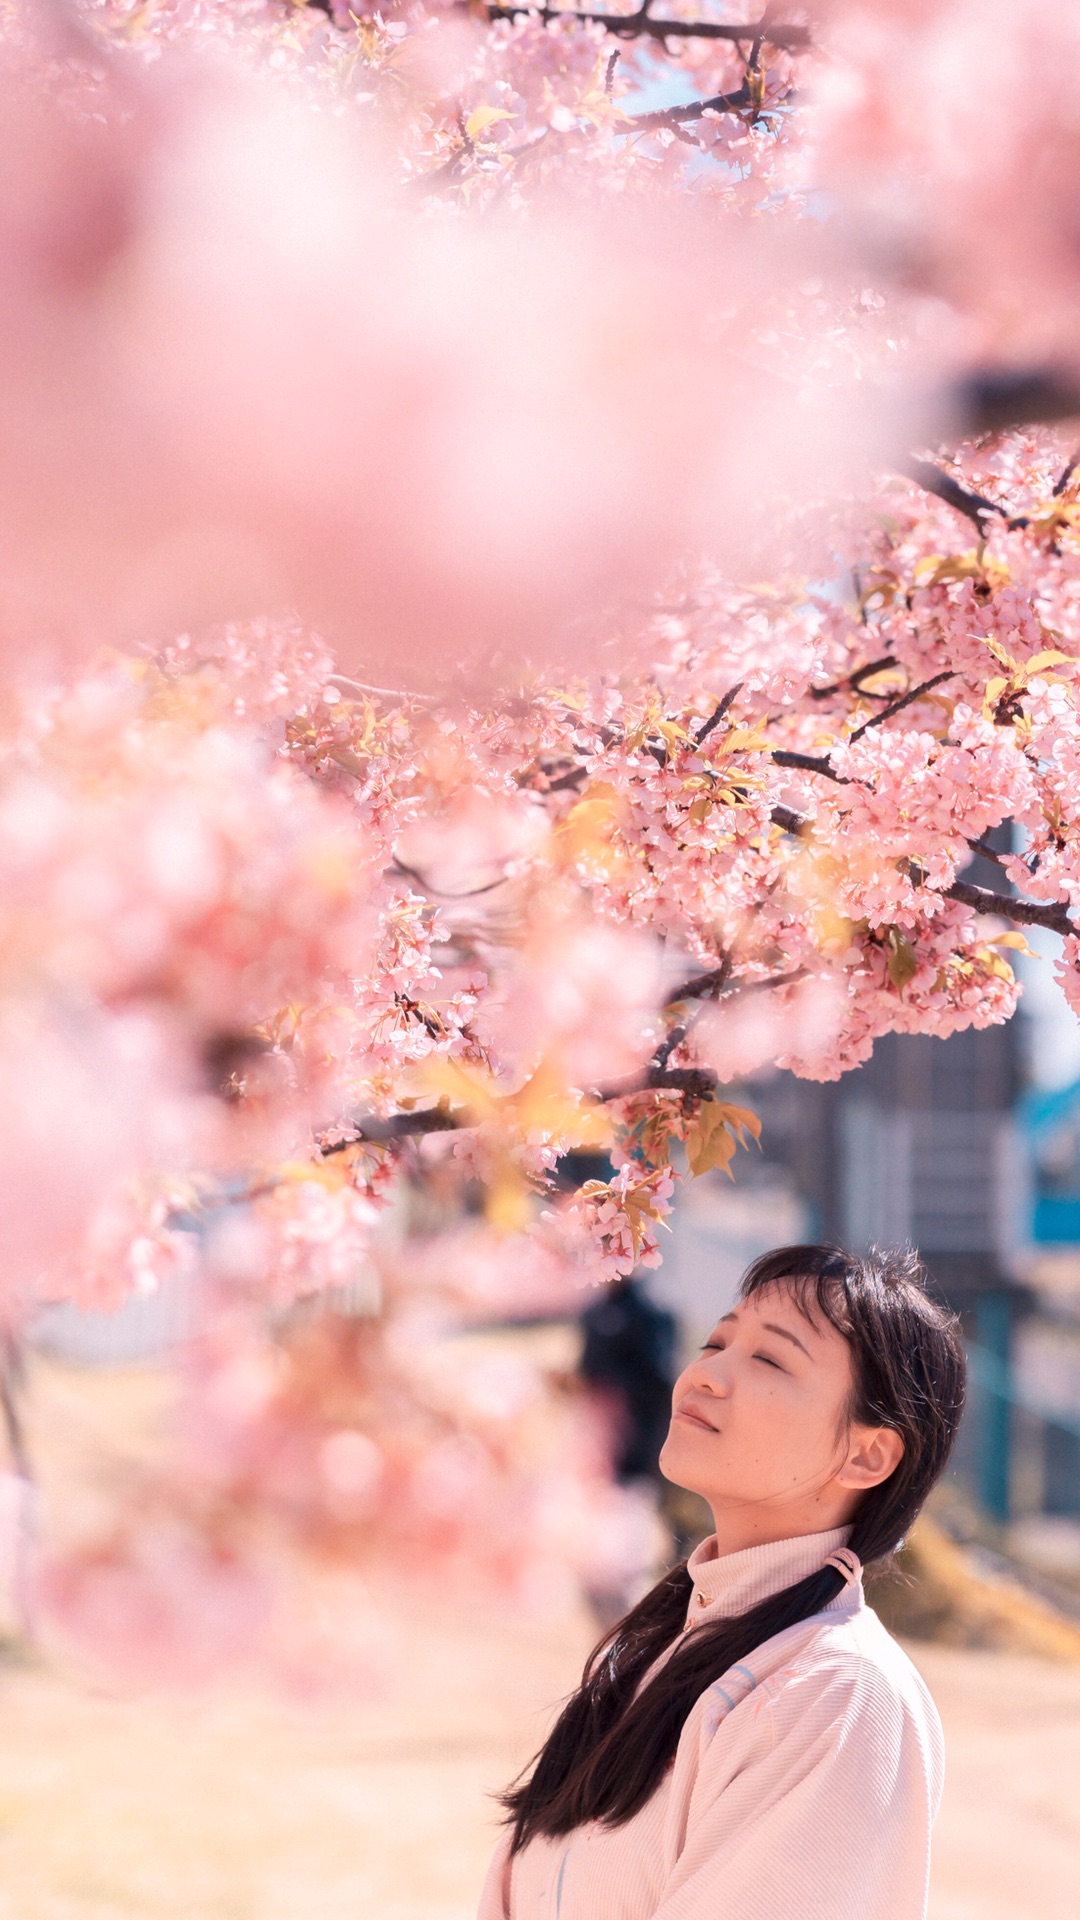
left=966, top=837, right=1009, bottom=868
left=944, top=878, right=1075, bottom=938
left=899, top=456, right=1013, bottom=532
left=592, top=1064, right=719, bottom=1102
left=544, top=764, right=590, bottom=792
left=1054, top=452, right=1080, bottom=497
left=847, top=670, right=955, bottom=743
left=771, top=749, right=845, bottom=782
left=770, top=803, right=807, bottom=834
left=320, top=1107, right=464, bottom=1154
left=694, top=682, right=743, bottom=746
left=629, top=81, right=785, bottom=131
left=471, top=6, right=811, bottom=49
left=810, top=655, right=899, bottom=701
left=667, top=962, right=809, bottom=1004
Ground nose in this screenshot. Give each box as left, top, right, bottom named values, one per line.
left=686, top=1349, right=731, bottom=1397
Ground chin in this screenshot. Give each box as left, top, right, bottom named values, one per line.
left=658, top=1430, right=703, bottom=1495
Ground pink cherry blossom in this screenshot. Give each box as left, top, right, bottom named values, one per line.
left=6, top=0, right=1080, bottom=1681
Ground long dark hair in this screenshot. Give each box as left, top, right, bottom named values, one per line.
left=502, top=1242, right=966, bottom=1851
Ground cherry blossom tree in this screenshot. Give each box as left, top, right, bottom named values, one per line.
left=3, top=0, right=1080, bottom=1676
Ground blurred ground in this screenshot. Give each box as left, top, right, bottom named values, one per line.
left=0, top=1601, right=1079, bottom=1919
left=0, top=1360, right=1077, bottom=1919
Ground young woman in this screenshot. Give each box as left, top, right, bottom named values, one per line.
left=478, top=1242, right=965, bottom=1920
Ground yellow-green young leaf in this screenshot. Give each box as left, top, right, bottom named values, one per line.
left=713, top=1102, right=763, bottom=1148
left=1019, top=649, right=1073, bottom=678
left=465, top=104, right=514, bottom=140
left=989, top=930, right=1039, bottom=958
left=685, top=1100, right=761, bottom=1178
left=884, top=925, right=918, bottom=991
left=983, top=635, right=1019, bottom=670
left=686, top=1107, right=736, bottom=1178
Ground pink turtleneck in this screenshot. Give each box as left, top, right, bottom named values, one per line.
left=477, top=1527, right=943, bottom=1920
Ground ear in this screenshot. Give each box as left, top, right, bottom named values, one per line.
left=835, top=1424, right=905, bottom=1492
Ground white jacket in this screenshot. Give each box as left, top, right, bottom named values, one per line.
left=478, top=1527, right=943, bottom=1920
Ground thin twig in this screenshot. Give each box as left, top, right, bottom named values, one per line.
left=1053, top=452, right=1080, bottom=498
left=847, top=671, right=955, bottom=743
left=694, top=682, right=743, bottom=746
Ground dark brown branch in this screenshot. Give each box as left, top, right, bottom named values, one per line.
left=320, top=1107, right=464, bottom=1153
left=944, top=879, right=1075, bottom=938
left=1054, top=452, right=1080, bottom=498
left=694, top=682, right=743, bottom=746
left=770, top=803, right=806, bottom=834
left=810, top=655, right=899, bottom=701
left=545, top=764, right=590, bottom=792
left=847, top=670, right=955, bottom=743
left=472, top=6, right=811, bottom=49
left=771, top=749, right=845, bottom=782
left=652, top=1023, right=688, bottom=1071
left=593, top=1064, right=719, bottom=1102
left=630, top=81, right=777, bottom=131
left=667, top=963, right=808, bottom=1004
left=899, top=456, right=1012, bottom=532
left=966, top=837, right=1008, bottom=868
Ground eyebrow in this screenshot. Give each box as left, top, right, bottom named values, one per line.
left=718, top=1311, right=813, bottom=1361
left=761, top=1320, right=813, bottom=1359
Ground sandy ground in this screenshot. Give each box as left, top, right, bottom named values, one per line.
left=0, top=1603, right=1077, bottom=1920
left=0, top=1359, right=1077, bottom=1918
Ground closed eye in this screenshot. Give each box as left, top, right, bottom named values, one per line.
left=754, top=1353, right=785, bottom=1371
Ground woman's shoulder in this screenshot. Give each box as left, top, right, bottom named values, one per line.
left=745, top=1601, right=943, bottom=1752
left=680, top=1603, right=945, bottom=1824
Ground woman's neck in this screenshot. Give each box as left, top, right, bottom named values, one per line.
left=706, top=1495, right=858, bottom=1558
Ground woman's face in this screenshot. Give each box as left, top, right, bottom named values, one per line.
left=659, top=1281, right=901, bottom=1550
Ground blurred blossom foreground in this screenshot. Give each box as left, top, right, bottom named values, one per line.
left=7, top=0, right=1080, bottom=1679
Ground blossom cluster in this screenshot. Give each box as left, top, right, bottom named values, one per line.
left=4, top=0, right=1080, bottom=1674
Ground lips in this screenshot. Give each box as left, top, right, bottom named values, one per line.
left=673, top=1405, right=718, bottom=1434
